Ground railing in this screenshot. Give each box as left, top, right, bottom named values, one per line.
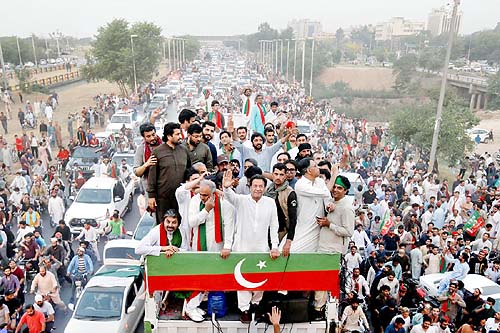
left=7, top=71, right=81, bottom=92
left=446, top=73, right=489, bottom=87
left=0, top=63, right=76, bottom=79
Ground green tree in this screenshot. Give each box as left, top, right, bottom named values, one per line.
left=418, top=48, right=445, bottom=72
left=179, top=36, right=200, bottom=62
left=82, top=19, right=161, bottom=96
left=392, top=54, right=418, bottom=93
left=488, top=71, right=500, bottom=110
left=390, top=91, right=478, bottom=166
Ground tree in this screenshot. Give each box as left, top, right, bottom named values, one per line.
left=335, top=28, right=345, bottom=48
left=418, top=48, right=445, bottom=72
left=82, top=19, right=162, bottom=96
left=350, top=26, right=374, bottom=49
left=392, top=54, right=418, bottom=93
left=488, top=71, right=500, bottom=110
left=180, top=36, right=201, bottom=62
left=390, top=91, right=479, bottom=166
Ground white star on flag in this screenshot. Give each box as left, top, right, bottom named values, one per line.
left=256, top=260, right=267, bottom=270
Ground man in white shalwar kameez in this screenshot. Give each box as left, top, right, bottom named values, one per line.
left=221, top=170, right=279, bottom=323
left=47, top=191, right=65, bottom=226
left=286, top=158, right=331, bottom=253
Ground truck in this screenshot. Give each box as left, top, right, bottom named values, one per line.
left=142, top=252, right=341, bottom=333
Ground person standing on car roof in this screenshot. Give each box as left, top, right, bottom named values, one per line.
left=134, top=123, right=162, bottom=199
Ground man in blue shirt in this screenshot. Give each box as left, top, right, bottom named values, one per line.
left=385, top=317, right=406, bottom=333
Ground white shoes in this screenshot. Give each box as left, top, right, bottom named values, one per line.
left=185, top=308, right=205, bottom=322
left=182, top=299, right=205, bottom=322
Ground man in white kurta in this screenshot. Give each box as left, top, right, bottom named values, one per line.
left=175, top=170, right=205, bottom=249
left=221, top=170, right=279, bottom=322
left=47, top=191, right=65, bottom=226
left=289, top=158, right=331, bottom=253
left=189, top=180, right=234, bottom=252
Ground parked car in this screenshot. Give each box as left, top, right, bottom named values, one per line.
left=65, top=176, right=134, bottom=235
left=467, top=128, right=491, bottom=143
left=65, top=265, right=145, bottom=333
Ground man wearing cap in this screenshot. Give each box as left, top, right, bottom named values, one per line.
left=295, top=143, right=312, bottom=162
left=34, top=294, right=55, bottom=332
left=136, top=209, right=189, bottom=256
left=184, top=123, right=214, bottom=172
left=67, top=246, right=93, bottom=306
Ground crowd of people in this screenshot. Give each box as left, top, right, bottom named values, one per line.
left=130, top=59, right=500, bottom=333
left=0, top=85, right=135, bottom=332
left=2, top=54, right=500, bottom=333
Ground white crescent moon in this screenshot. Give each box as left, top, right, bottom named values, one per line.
left=234, top=258, right=267, bottom=289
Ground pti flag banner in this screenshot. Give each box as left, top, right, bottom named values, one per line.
left=146, top=253, right=340, bottom=295
left=379, top=203, right=394, bottom=236
left=463, top=210, right=485, bottom=237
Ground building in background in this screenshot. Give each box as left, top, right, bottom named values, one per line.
left=375, top=17, right=425, bottom=41
left=288, top=19, right=322, bottom=39
left=427, top=6, right=463, bottom=36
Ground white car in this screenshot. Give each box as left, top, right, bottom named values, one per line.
left=105, top=112, right=136, bottom=133
left=103, top=239, right=141, bottom=266
left=296, top=120, right=313, bottom=137
left=467, top=128, right=491, bottom=143
left=128, top=212, right=155, bottom=241
left=65, top=265, right=145, bottom=333
left=419, top=273, right=500, bottom=312
left=65, top=177, right=134, bottom=235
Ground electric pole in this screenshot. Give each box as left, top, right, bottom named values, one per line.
left=428, top=0, right=461, bottom=173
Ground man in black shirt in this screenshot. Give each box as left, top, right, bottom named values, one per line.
left=53, top=220, right=71, bottom=242
left=363, top=186, right=377, bottom=204
left=4, top=289, right=22, bottom=328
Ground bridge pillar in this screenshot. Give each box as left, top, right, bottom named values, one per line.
left=470, top=93, right=477, bottom=111
left=484, top=94, right=488, bottom=110
left=476, top=93, right=482, bottom=110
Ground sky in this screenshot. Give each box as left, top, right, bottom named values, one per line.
left=1, top=0, right=498, bottom=38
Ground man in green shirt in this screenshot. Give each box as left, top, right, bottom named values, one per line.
left=108, top=211, right=124, bottom=240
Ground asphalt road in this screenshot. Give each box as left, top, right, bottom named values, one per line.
left=27, top=101, right=180, bottom=333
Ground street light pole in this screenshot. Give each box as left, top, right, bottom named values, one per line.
left=0, top=42, right=8, bottom=89
left=293, top=39, right=297, bottom=82
left=428, top=0, right=460, bottom=173
left=182, top=39, right=186, bottom=66
left=286, top=39, right=290, bottom=81
left=16, top=37, right=23, bottom=66
left=309, top=38, right=315, bottom=96
left=31, top=35, right=37, bottom=67
left=167, top=38, right=172, bottom=70
left=301, top=39, right=306, bottom=86
left=280, top=39, right=283, bottom=75
left=130, top=34, right=138, bottom=95
left=275, top=40, right=278, bottom=74
left=172, top=38, right=176, bottom=70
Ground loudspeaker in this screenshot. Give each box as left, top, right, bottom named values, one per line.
left=264, top=297, right=310, bottom=323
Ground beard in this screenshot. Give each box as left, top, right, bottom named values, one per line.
left=189, top=139, right=198, bottom=147
left=203, top=134, right=212, bottom=142
left=253, top=143, right=262, bottom=150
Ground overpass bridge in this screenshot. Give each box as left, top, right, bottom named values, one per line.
left=444, top=73, right=491, bottom=110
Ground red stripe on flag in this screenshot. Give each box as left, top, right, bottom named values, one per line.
left=146, top=270, right=339, bottom=295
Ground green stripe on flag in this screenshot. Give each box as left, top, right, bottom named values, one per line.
left=146, top=253, right=340, bottom=277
